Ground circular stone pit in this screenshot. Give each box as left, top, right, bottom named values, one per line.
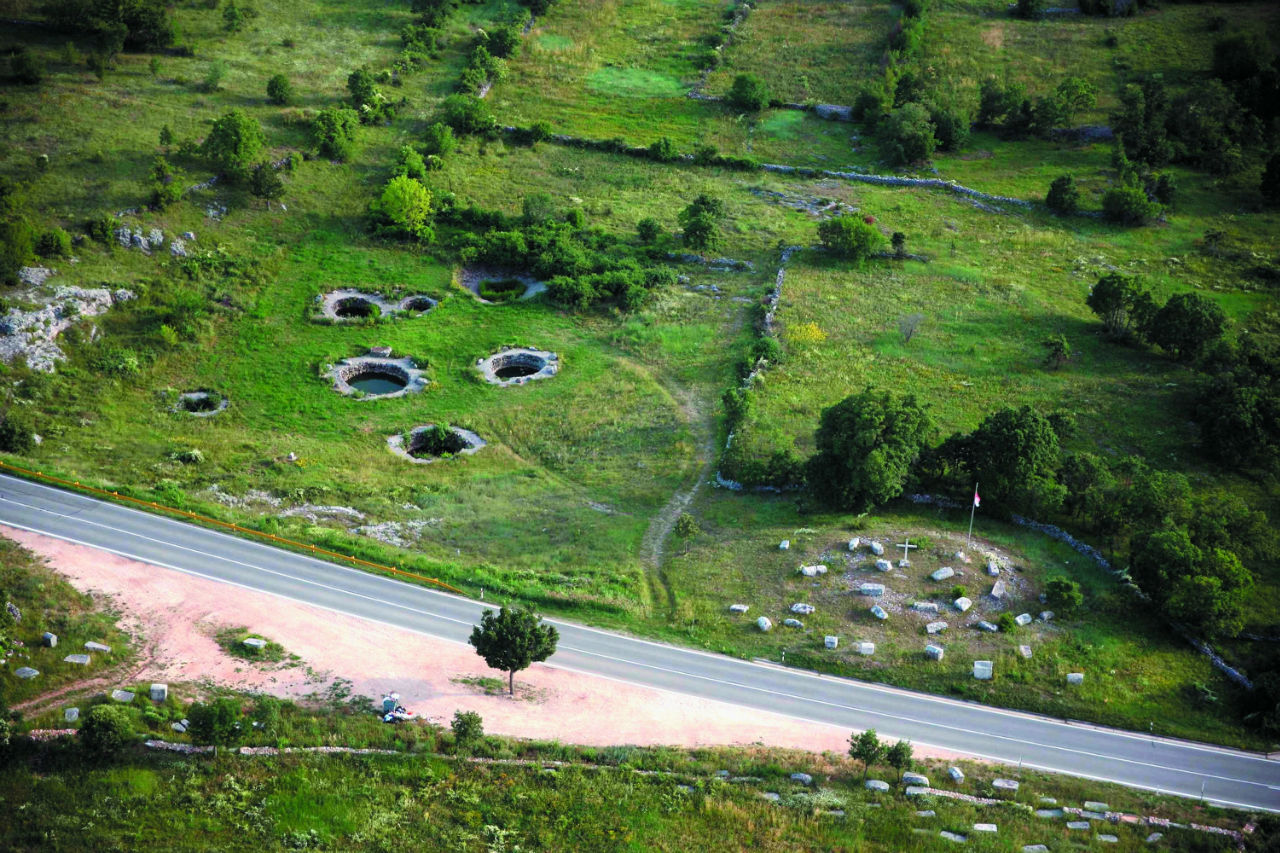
left=458, top=266, right=547, bottom=304
left=387, top=424, right=486, bottom=464
left=327, top=351, right=429, bottom=400
left=173, top=390, right=228, bottom=417
left=477, top=347, right=558, bottom=386
left=316, top=289, right=437, bottom=321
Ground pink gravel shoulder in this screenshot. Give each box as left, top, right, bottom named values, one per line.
left=4, top=526, right=931, bottom=756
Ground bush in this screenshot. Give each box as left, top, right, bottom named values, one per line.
left=926, top=102, right=969, bottom=152
left=439, top=94, right=496, bottom=135
left=727, top=73, right=769, bottom=111
left=80, top=705, right=135, bottom=756
left=1014, top=0, right=1044, bottom=19
left=1262, top=152, right=1280, bottom=205
left=817, top=216, right=885, bottom=261
left=422, top=121, right=458, bottom=157
left=1044, top=576, right=1083, bottom=617
left=452, top=710, right=484, bottom=750
left=248, top=161, right=284, bottom=203
left=36, top=227, right=72, bottom=258
left=393, top=145, right=429, bottom=181
left=371, top=175, right=434, bottom=242
left=1046, top=175, right=1079, bottom=214
left=1102, top=185, right=1160, bottom=225
left=882, top=102, right=937, bottom=165
left=8, top=46, right=45, bottom=85
left=311, top=107, right=360, bottom=160
left=85, top=214, right=119, bottom=245
left=201, top=109, right=265, bottom=181
left=149, top=155, right=184, bottom=210
left=265, top=73, right=293, bottom=105
left=0, top=411, right=35, bottom=453
left=1146, top=292, right=1226, bottom=362
left=997, top=612, right=1017, bottom=633
left=636, top=217, right=660, bottom=243
left=647, top=136, right=679, bottom=162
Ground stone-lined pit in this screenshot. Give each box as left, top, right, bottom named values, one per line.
left=476, top=347, right=559, bottom=386
left=334, top=296, right=377, bottom=318
left=316, top=289, right=437, bottom=322
left=327, top=352, right=429, bottom=399
left=174, top=390, right=228, bottom=417
left=458, top=266, right=547, bottom=304
left=387, top=424, right=486, bottom=464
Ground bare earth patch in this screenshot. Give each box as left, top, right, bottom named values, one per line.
left=2, top=526, right=973, bottom=759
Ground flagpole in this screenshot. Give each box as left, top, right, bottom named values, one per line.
left=966, top=482, right=978, bottom=549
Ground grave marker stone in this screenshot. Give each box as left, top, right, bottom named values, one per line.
left=954, top=597, right=972, bottom=612
left=973, top=660, right=993, bottom=680
left=930, top=567, right=955, bottom=582
left=825, top=636, right=839, bottom=650
left=869, top=605, right=888, bottom=620
left=925, top=644, right=945, bottom=661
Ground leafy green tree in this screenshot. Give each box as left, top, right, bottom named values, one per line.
left=80, top=704, right=135, bottom=757
left=817, top=216, right=885, bottom=261
left=223, top=0, right=245, bottom=31
left=1044, top=576, right=1083, bottom=617
left=1046, top=175, right=1079, bottom=214
left=36, top=227, right=72, bottom=258
left=468, top=607, right=559, bottom=695
left=849, top=729, right=883, bottom=779
left=149, top=155, right=184, bottom=209
left=439, top=94, right=496, bottom=135
left=0, top=410, right=34, bottom=454
left=422, top=121, right=458, bottom=157
left=926, top=101, right=970, bottom=151
left=248, top=161, right=284, bottom=205
left=201, top=110, right=265, bottom=182
left=977, top=78, right=1024, bottom=128
left=727, top=73, right=769, bottom=111
left=8, top=46, right=45, bottom=85
left=647, top=136, right=679, bottom=162
left=251, top=695, right=282, bottom=739
left=393, top=145, right=428, bottom=181
left=885, top=739, right=914, bottom=781
left=882, top=102, right=937, bottom=165
left=941, top=406, right=1063, bottom=512
left=311, top=107, right=361, bottom=161
left=1146, top=292, right=1225, bottom=362
left=678, top=194, right=725, bottom=253
left=1042, top=334, right=1070, bottom=369
left=637, top=217, right=661, bottom=243
left=1086, top=273, right=1155, bottom=340
left=1196, top=341, right=1280, bottom=473
left=807, top=387, right=934, bottom=511
left=1112, top=79, right=1172, bottom=166
left=187, top=697, right=243, bottom=755
left=1211, top=32, right=1272, bottom=84
left=1102, top=185, right=1160, bottom=225
left=266, top=73, right=293, bottom=105
left=372, top=175, right=434, bottom=241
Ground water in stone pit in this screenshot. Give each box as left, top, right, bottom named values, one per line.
left=349, top=372, right=407, bottom=395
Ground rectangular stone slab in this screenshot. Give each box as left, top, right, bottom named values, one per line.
left=63, top=654, right=91, bottom=665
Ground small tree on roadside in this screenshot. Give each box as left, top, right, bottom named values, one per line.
left=468, top=607, right=559, bottom=695
left=727, top=73, right=769, bottom=111
left=187, top=697, right=243, bottom=756
left=1046, top=175, right=1079, bottom=215
left=886, top=739, right=914, bottom=781
left=849, top=728, right=883, bottom=779
left=451, top=710, right=484, bottom=752
left=266, top=73, right=293, bottom=105
left=80, top=705, right=135, bottom=757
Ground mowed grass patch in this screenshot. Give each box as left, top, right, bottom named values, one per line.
left=705, top=0, right=899, bottom=104
left=586, top=67, right=688, bottom=98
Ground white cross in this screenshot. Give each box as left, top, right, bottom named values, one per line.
left=897, top=539, right=918, bottom=562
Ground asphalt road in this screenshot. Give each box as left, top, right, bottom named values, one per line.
left=1, top=473, right=1277, bottom=812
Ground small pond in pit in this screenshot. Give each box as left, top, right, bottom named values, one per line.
left=494, top=363, right=541, bottom=379
left=349, top=372, right=408, bottom=395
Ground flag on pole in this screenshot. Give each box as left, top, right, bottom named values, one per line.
left=973, top=490, right=981, bottom=508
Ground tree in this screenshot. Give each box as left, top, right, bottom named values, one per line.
left=899, top=312, right=924, bottom=344
left=817, top=216, right=885, bottom=261
left=311, top=107, right=361, bottom=161
left=249, top=161, right=285, bottom=205
left=1263, top=152, right=1280, bottom=206
left=187, top=697, right=243, bottom=755
left=727, top=73, right=769, bottom=111
left=637, top=217, right=661, bottom=243
left=149, top=155, right=184, bottom=210
left=1046, top=175, right=1079, bottom=215
left=1211, top=32, right=1272, bottom=84
left=1146, top=292, right=1226, bottom=362
left=885, top=739, right=913, bottom=781
left=978, top=78, right=1024, bottom=128
left=882, top=102, right=937, bottom=165
left=1086, top=273, right=1154, bottom=341
left=891, top=232, right=907, bottom=258
left=468, top=606, right=559, bottom=695
left=678, top=194, right=725, bottom=253
left=1102, top=185, right=1160, bottom=225
left=251, top=695, right=282, bottom=739
left=807, top=388, right=934, bottom=511
left=36, top=228, right=72, bottom=258
left=80, top=704, right=134, bottom=757
left=1042, top=334, right=1070, bottom=369
left=926, top=101, right=970, bottom=151
left=266, top=73, right=293, bottom=105
left=439, top=94, right=496, bottom=135
left=372, top=176, right=434, bottom=241
left=201, top=110, right=265, bottom=182
left=941, top=406, right=1063, bottom=512
left=451, top=709, right=484, bottom=751
left=1044, top=576, right=1083, bottom=617
left=647, top=136, right=679, bottom=162
left=0, top=410, right=34, bottom=454
left=422, top=121, right=458, bottom=157
left=849, top=728, right=883, bottom=778
left=8, top=46, right=45, bottom=85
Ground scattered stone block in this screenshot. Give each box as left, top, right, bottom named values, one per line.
left=1014, top=613, right=1032, bottom=627
left=825, top=636, right=839, bottom=650
left=954, top=597, right=972, bottom=613
left=171, top=722, right=187, bottom=733
left=729, top=604, right=749, bottom=614
left=799, top=564, right=828, bottom=577
left=857, top=641, right=875, bottom=655
left=973, top=824, right=997, bottom=833
left=986, top=558, right=1000, bottom=576
left=874, top=559, right=893, bottom=572
left=1039, top=611, right=1054, bottom=622
left=15, top=667, right=38, bottom=679
left=756, top=617, right=773, bottom=632
left=63, top=654, right=90, bottom=665
left=111, top=689, right=135, bottom=703
left=1019, top=645, right=1033, bottom=658
left=762, top=791, right=781, bottom=802
left=64, top=707, right=79, bottom=723
left=905, top=785, right=929, bottom=797
left=150, top=683, right=168, bottom=702
left=865, top=779, right=890, bottom=792
left=954, top=551, right=967, bottom=562
left=916, top=810, right=936, bottom=817
left=926, top=621, right=948, bottom=634
left=992, top=779, right=1019, bottom=792
left=1066, top=672, right=1084, bottom=685
left=779, top=540, right=790, bottom=550
left=1082, top=811, right=1107, bottom=821
left=1098, top=835, right=1119, bottom=843
left=902, top=772, right=929, bottom=786
left=42, top=632, right=57, bottom=648
left=912, top=602, right=939, bottom=613
left=948, top=767, right=964, bottom=783
left=85, top=641, right=111, bottom=653
left=783, top=618, right=803, bottom=628
left=790, top=773, right=813, bottom=785
left=859, top=583, right=885, bottom=597
left=242, top=637, right=268, bottom=651
left=973, top=660, right=993, bottom=680
left=869, top=541, right=885, bottom=556
left=848, top=537, right=861, bottom=551
left=976, top=621, right=998, bottom=632
left=1023, top=846, right=1050, bottom=852
left=1038, top=797, right=1057, bottom=805
left=1035, top=809, right=1064, bottom=819
left=1067, top=821, right=1091, bottom=830
left=930, top=567, right=955, bottom=582
left=1084, top=801, right=1109, bottom=811
left=869, top=605, right=888, bottom=620
left=938, top=830, right=966, bottom=842
left=990, top=580, right=1006, bottom=599
left=925, top=644, right=945, bottom=661
left=825, top=809, right=845, bottom=818
left=1146, top=832, right=1164, bottom=843
left=791, top=602, right=816, bottom=615
left=897, top=558, right=911, bottom=568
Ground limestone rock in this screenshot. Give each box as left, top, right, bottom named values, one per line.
left=1066, top=672, right=1084, bottom=685
left=783, top=618, right=803, bottom=628
left=865, top=779, right=890, bottom=792
left=825, top=636, right=839, bottom=650
left=973, top=660, right=993, bottom=680
left=992, top=779, right=1019, bottom=791
left=779, top=539, right=789, bottom=550
left=111, top=689, right=135, bottom=703
left=986, top=558, right=1000, bottom=576
left=1066, top=821, right=1090, bottom=830
left=1019, top=645, right=1033, bottom=658
left=926, top=621, right=948, bottom=634
left=925, top=644, right=945, bottom=661
left=1039, top=611, right=1054, bottom=622
left=847, top=537, right=860, bottom=551
left=902, top=772, right=929, bottom=786
left=790, top=772, right=813, bottom=785
left=869, top=605, right=888, bottom=620
left=728, top=604, right=749, bottom=614
left=1146, top=833, right=1164, bottom=843
left=64, top=707, right=79, bottom=723
left=15, top=667, right=38, bottom=679
left=990, top=580, right=1006, bottom=599
left=912, top=602, right=939, bottom=613
left=1014, top=613, right=1032, bottom=626
left=948, top=766, right=964, bottom=782
left=42, top=631, right=57, bottom=647
left=756, top=616, right=773, bottom=632
left=869, top=541, right=885, bottom=556
left=1098, top=835, right=1118, bottom=843
left=1035, top=809, right=1064, bottom=819
left=85, top=641, right=111, bottom=652
left=954, top=597, right=972, bottom=613
left=63, top=653, right=90, bottom=665
left=799, top=564, right=828, bottom=577
left=1023, top=846, right=1050, bottom=852
left=973, top=824, right=997, bottom=833
left=939, top=831, right=966, bottom=842
left=976, top=620, right=998, bottom=632
left=874, top=559, right=892, bottom=572
left=859, top=583, right=885, bottom=597
left=930, top=567, right=955, bottom=582
left=905, top=785, right=929, bottom=797
left=1084, top=801, right=1109, bottom=811
left=242, top=637, right=268, bottom=650
left=790, top=602, right=815, bottom=615
left=857, top=641, right=875, bottom=655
